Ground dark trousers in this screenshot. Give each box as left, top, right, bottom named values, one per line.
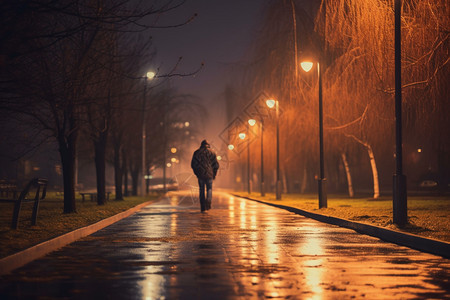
left=198, top=178, right=213, bottom=211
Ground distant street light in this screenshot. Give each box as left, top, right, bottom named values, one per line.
left=141, top=71, right=155, bottom=196
left=239, top=133, right=246, bottom=140
left=171, top=147, right=177, bottom=154
left=266, top=99, right=275, bottom=108
left=266, top=99, right=281, bottom=200
left=300, top=62, right=313, bottom=72
left=301, top=61, right=327, bottom=208
left=228, top=144, right=235, bottom=151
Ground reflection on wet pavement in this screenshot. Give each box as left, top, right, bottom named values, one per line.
left=0, top=191, right=449, bottom=299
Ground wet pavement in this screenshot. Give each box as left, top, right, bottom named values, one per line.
left=0, top=191, right=449, bottom=299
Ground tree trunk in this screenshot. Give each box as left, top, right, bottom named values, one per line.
left=123, top=149, right=129, bottom=197
left=367, top=145, right=380, bottom=199
left=94, top=131, right=107, bottom=205
left=282, top=169, right=288, bottom=193
left=131, top=168, right=139, bottom=196
left=301, top=167, right=307, bottom=193
left=58, top=134, right=77, bottom=213
left=113, top=142, right=123, bottom=200
left=345, top=135, right=380, bottom=199
left=341, top=153, right=354, bottom=198
left=131, top=171, right=138, bottom=196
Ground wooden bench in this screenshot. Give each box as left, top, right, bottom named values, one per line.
left=0, top=178, right=48, bottom=229
left=80, top=192, right=111, bottom=202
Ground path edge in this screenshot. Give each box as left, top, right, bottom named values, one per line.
left=0, top=200, right=155, bottom=275
left=235, top=194, right=450, bottom=259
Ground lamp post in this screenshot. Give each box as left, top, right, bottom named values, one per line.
left=247, top=119, right=257, bottom=194
left=393, top=0, right=407, bottom=226
left=266, top=99, right=281, bottom=200
left=141, top=71, right=155, bottom=196
left=301, top=61, right=327, bottom=208
left=238, top=132, right=247, bottom=192
left=246, top=124, right=251, bottom=194
left=259, top=118, right=265, bottom=197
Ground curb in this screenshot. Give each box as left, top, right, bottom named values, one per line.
left=0, top=200, right=156, bottom=275
left=235, top=195, right=450, bottom=259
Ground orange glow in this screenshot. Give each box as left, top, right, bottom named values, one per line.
left=300, top=61, right=314, bottom=72
left=266, top=99, right=276, bottom=108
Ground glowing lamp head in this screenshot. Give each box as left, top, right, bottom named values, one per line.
left=228, top=144, right=235, bottom=150
left=266, top=99, right=276, bottom=108
left=217, top=155, right=222, bottom=161
left=166, top=163, right=172, bottom=168
left=184, top=122, right=190, bottom=127
left=300, top=61, right=314, bottom=72
left=146, top=71, right=156, bottom=79
left=170, top=147, right=177, bottom=153
left=248, top=119, right=256, bottom=126
left=239, top=133, right=246, bottom=140
left=171, top=157, right=176, bottom=163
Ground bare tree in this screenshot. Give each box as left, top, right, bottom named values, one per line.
left=232, top=0, right=448, bottom=197
left=0, top=0, right=198, bottom=212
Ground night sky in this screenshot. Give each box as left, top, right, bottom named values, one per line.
left=150, top=0, right=269, bottom=143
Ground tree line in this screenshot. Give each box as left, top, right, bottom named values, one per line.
left=0, top=0, right=204, bottom=213
left=226, top=0, right=449, bottom=197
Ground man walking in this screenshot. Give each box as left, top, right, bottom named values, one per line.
left=191, top=140, right=219, bottom=212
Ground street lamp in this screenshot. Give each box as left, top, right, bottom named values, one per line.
left=301, top=61, right=327, bottom=208
left=141, top=71, right=155, bottom=196
left=266, top=99, right=281, bottom=200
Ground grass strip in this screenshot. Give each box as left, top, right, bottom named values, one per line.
left=233, top=193, right=450, bottom=243
left=0, top=193, right=161, bottom=259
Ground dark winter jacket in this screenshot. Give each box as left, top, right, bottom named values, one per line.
left=191, top=145, right=219, bottom=180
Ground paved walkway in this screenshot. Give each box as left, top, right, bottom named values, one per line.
left=1, top=191, right=449, bottom=299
